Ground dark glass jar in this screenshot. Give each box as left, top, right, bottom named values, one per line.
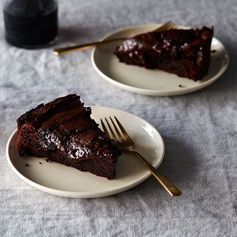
left=3, top=0, right=58, bottom=48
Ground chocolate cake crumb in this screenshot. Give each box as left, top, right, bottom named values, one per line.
left=39, top=162, right=42, bottom=164
left=211, top=50, right=216, bottom=53
left=179, top=84, right=185, bottom=88
left=25, top=163, right=30, bottom=167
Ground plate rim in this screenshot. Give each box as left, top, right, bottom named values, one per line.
left=91, top=24, right=229, bottom=96
left=6, top=106, right=165, bottom=198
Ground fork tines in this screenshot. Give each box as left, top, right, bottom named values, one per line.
left=100, top=116, right=133, bottom=145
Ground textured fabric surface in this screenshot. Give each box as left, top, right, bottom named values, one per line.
left=1, top=0, right=237, bottom=236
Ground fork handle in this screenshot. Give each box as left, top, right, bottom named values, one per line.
left=124, top=149, right=182, bottom=196
left=53, top=38, right=126, bottom=56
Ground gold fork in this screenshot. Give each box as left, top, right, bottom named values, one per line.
left=100, top=116, right=182, bottom=197
left=53, top=21, right=176, bottom=56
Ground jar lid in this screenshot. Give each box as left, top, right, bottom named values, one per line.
left=5, top=0, right=57, bottom=17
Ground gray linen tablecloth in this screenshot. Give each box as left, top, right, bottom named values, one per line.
left=1, top=0, right=237, bottom=236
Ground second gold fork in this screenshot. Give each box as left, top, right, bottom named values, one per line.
left=53, top=21, right=176, bottom=56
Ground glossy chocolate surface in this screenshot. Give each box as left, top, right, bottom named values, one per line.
left=114, top=27, right=213, bottom=80
left=17, top=94, right=120, bottom=179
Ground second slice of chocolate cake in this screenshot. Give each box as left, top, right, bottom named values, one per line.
left=17, top=94, right=121, bottom=179
left=114, top=27, right=213, bottom=80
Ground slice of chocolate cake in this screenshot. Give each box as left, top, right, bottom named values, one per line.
left=17, top=94, right=121, bottom=179
left=114, top=27, right=213, bottom=80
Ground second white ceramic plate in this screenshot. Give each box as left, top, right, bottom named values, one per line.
left=92, top=24, right=229, bottom=96
left=6, top=106, right=165, bottom=198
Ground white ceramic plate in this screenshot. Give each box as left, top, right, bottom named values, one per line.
left=92, top=24, right=229, bottom=96
left=6, top=106, right=165, bottom=198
